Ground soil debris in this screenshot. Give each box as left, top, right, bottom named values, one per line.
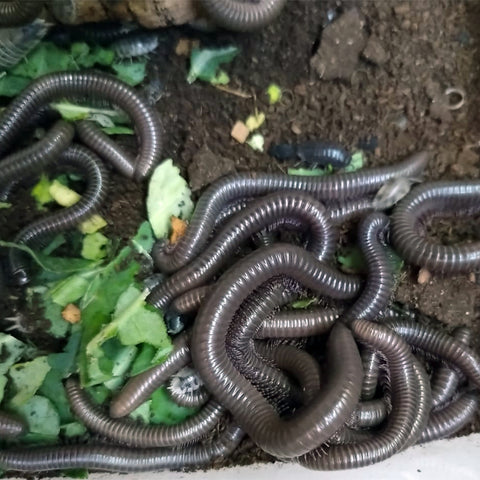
left=310, top=8, right=368, bottom=81
left=188, top=145, right=237, bottom=192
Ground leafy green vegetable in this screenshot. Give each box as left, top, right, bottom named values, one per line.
left=102, top=126, right=134, bottom=135
left=0, top=42, right=117, bottom=97
left=147, top=159, right=194, bottom=239
left=8, top=356, right=51, bottom=408
left=0, top=333, right=26, bottom=375
left=50, top=102, right=128, bottom=126
left=38, top=370, right=73, bottom=423
left=0, top=241, right=97, bottom=275
left=150, top=387, right=198, bottom=425
left=42, top=294, right=70, bottom=338
left=131, top=221, right=155, bottom=255
left=337, top=245, right=367, bottom=274
left=14, top=395, right=60, bottom=443
left=60, top=422, right=87, bottom=438
left=50, top=273, right=96, bottom=306
left=245, top=112, right=265, bottom=131
left=0, top=375, right=7, bottom=404
left=11, top=43, right=74, bottom=78
left=112, top=61, right=147, bottom=86
left=287, top=167, right=329, bottom=176
left=49, top=180, right=81, bottom=207
left=0, top=201, right=12, bottom=209
left=31, top=174, right=54, bottom=207
left=344, top=151, right=364, bottom=172
left=130, top=401, right=151, bottom=424
left=291, top=298, right=316, bottom=309
left=187, top=46, right=239, bottom=84
left=0, top=75, right=30, bottom=97
left=79, top=215, right=108, bottom=234
left=210, top=69, right=230, bottom=85
left=71, top=42, right=114, bottom=68
left=81, top=232, right=110, bottom=261
left=267, top=83, right=282, bottom=104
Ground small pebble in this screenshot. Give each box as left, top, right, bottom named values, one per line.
left=469, top=272, right=476, bottom=283
left=291, top=123, right=302, bottom=135
left=231, top=121, right=250, bottom=144
left=418, top=268, right=432, bottom=285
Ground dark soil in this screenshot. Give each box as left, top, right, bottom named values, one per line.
left=1, top=0, right=480, bottom=469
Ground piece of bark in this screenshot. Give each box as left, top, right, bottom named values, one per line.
left=47, top=0, right=199, bottom=27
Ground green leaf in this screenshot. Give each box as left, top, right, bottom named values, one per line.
left=0, top=75, right=30, bottom=97
left=0, top=241, right=97, bottom=275
left=14, top=395, right=60, bottom=443
left=102, top=126, right=134, bottom=135
left=147, top=159, right=194, bottom=239
left=50, top=274, right=92, bottom=306
left=187, top=46, right=239, bottom=84
left=42, top=294, right=70, bottom=338
left=266, top=84, right=282, bottom=104
left=210, top=69, right=230, bottom=85
left=8, top=356, right=51, bottom=408
left=31, top=174, right=54, bottom=207
left=81, top=232, right=110, bottom=261
left=71, top=42, right=114, bottom=68
left=288, top=167, right=329, bottom=176
left=112, top=60, right=147, bottom=86
left=78, top=214, right=108, bottom=234
left=38, top=370, right=73, bottom=423
left=61, top=469, right=89, bottom=479
left=50, top=102, right=129, bottom=126
left=0, top=375, right=8, bottom=404
left=150, top=387, right=198, bottom=425
left=291, top=298, right=316, bottom=309
left=337, top=245, right=367, bottom=274
left=130, top=343, right=157, bottom=376
left=0, top=201, right=12, bottom=209
left=49, top=180, right=81, bottom=207
left=10, top=42, right=76, bottom=78
left=131, top=221, right=155, bottom=254
left=344, top=151, right=364, bottom=172
left=0, top=333, right=26, bottom=375
left=42, top=234, right=66, bottom=255
left=47, top=327, right=81, bottom=377
left=60, top=422, right=87, bottom=438
left=130, top=401, right=151, bottom=423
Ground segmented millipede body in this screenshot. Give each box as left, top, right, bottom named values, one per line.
left=66, top=378, right=224, bottom=448
left=149, top=192, right=338, bottom=310
left=0, top=71, right=162, bottom=181
left=0, top=1, right=43, bottom=26
left=8, top=144, right=108, bottom=285
left=269, top=141, right=352, bottom=169
left=0, top=19, right=48, bottom=70
left=199, top=0, right=287, bottom=31
left=0, top=423, right=244, bottom=472
left=153, top=151, right=428, bottom=273
left=0, top=411, right=26, bottom=439
left=192, top=244, right=363, bottom=458
left=391, top=181, right=480, bottom=274
left=110, top=332, right=191, bottom=418
left=111, top=32, right=160, bottom=59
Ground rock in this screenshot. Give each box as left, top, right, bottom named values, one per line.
left=310, top=9, right=368, bottom=81
left=362, top=35, right=389, bottom=65
left=188, top=146, right=237, bottom=192
left=418, top=268, right=431, bottom=285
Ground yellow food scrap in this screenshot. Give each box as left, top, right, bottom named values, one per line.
left=231, top=121, right=250, bottom=144
left=245, top=112, right=265, bottom=131
left=170, top=216, right=188, bottom=244
left=79, top=214, right=108, bottom=234
left=62, top=304, right=81, bottom=324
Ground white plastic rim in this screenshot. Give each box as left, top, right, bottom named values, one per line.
left=24, top=433, right=480, bottom=480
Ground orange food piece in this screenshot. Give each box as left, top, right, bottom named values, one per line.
left=62, top=304, right=81, bottom=324
left=170, top=216, right=188, bottom=244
